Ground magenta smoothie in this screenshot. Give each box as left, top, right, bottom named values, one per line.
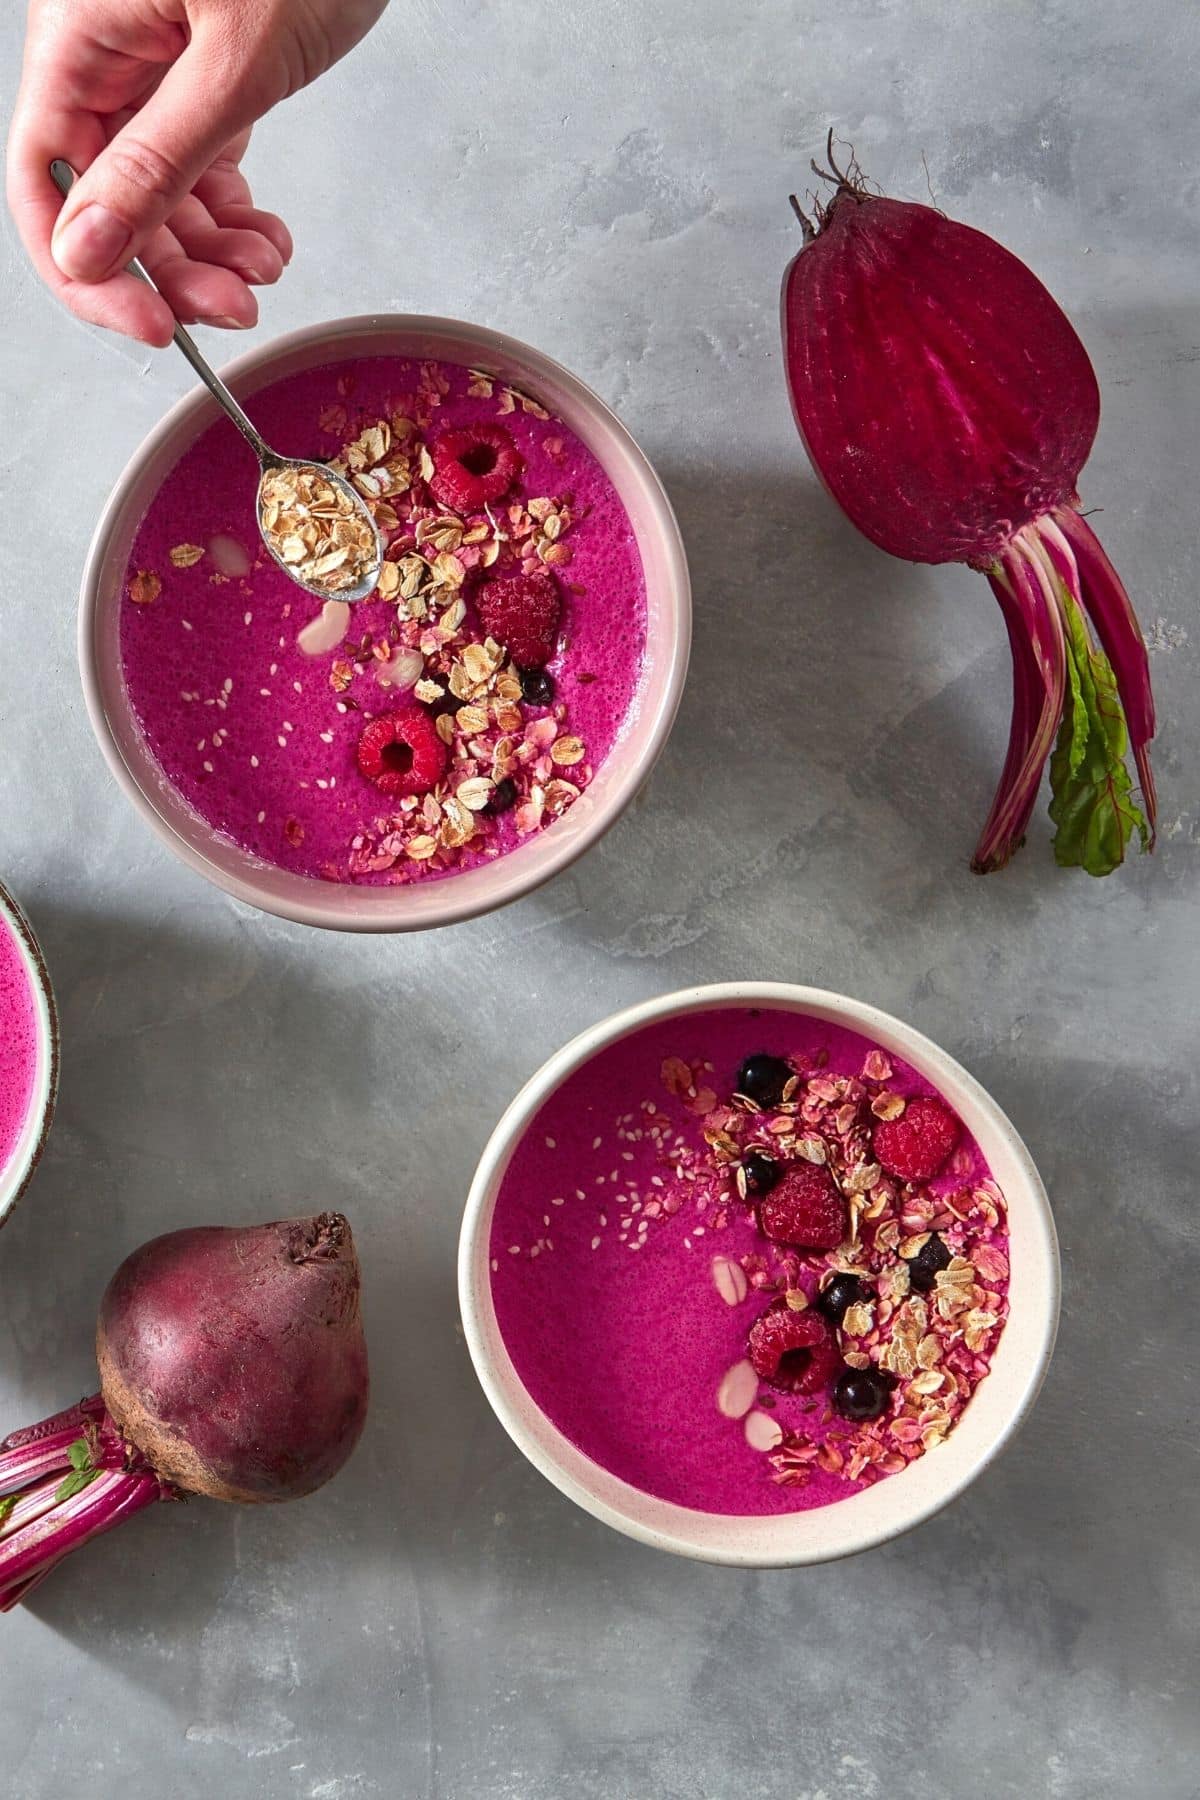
left=0, top=908, right=39, bottom=1181
left=490, top=1007, right=1011, bottom=1516
left=119, top=358, right=647, bottom=884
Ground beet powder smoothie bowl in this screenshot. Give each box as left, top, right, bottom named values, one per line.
left=459, top=984, right=1059, bottom=1565
left=80, top=318, right=690, bottom=931
left=0, top=883, right=59, bottom=1234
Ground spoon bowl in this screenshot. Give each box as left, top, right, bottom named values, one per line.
left=255, top=456, right=385, bottom=604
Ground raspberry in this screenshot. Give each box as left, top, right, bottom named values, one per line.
left=428, top=423, right=523, bottom=511
left=873, top=1096, right=959, bottom=1182
left=477, top=572, right=562, bottom=670
left=356, top=707, right=448, bottom=798
left=747, top=1303, right=840, bottom=1394
left=759, top=1163, right=846, bottom=1250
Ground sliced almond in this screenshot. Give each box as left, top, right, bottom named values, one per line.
left=296, top=599, right=351, bottom=658
left=710, top=1255, right=748, bottom=1308
left=716, top=1359, right=759, bottom=1420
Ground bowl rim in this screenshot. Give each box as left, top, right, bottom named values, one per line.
left=0, top=882, right=60, bottom=1235
left=77, top=313, right=692, bottom=932
left=458, top=981, right=1061, bottom=1566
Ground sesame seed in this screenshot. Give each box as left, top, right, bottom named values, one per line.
left=250, top=755, right=259, bottom=768
left=202, top=760, right=214, bottom=774
left=182, top=619, right=194, bottom=631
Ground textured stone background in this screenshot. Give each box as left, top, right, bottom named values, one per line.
left=1, top=2, right=1197, bottom=1795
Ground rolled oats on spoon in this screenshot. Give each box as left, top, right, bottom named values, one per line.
left=51, top=160, right=385, bottom=606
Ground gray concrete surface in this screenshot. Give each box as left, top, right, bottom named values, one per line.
left=1, top=2, right=1197, bottom=1795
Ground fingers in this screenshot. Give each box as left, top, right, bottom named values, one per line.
left=207, top=203, right=294, bottom=266
left=166, top=193, right=284, bottom=286
left=191, top=150, right=294, bottom=266
left=140, top=235, right=260, bottom=331
left=49, top=27, right=273, bottom=283
left=6, top=99, right=178, bottom=345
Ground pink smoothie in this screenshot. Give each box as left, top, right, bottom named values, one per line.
left=0, top=908, right=39, bottom=1180
left=490, top=1007, right=1011, bottom=1516
left=119, top=357, right=647, bottom=884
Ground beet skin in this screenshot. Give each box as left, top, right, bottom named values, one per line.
left=96, top=1212, right=368, bottom=1503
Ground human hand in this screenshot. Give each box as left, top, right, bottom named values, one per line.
left=7, top=0, right=387, bottom=346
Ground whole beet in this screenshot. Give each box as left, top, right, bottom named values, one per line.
left=1, top=1211, right=369, bottom=1612
left=781, top=136, right=1156, bottom=875
left=96, top=1212, right=369, bottom=1503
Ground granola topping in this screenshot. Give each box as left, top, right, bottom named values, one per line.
left=490, top=1017, right=1012, bottom=1515
left=257, top=462, right=380, bottom=595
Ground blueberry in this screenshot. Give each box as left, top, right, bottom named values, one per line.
left=487, top=777, right=519, bottom=815
left=816, top=1273, right=869, bottom=1324
left=906, top=1232, right=952, bottom=1294
left=520, top=668, right=555, bottom=706
left=735, top=1054, right=793, bottom=1110
left=832, top=1366, right=896, bottom=1422
left=742, top=1149, right=782, bottom=1195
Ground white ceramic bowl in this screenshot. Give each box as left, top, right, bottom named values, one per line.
left=79, top=315, right=691, bottom=932
left=0, top=882, right=59, bottom=1234
left=459, top=982, right=1060, bottom=1565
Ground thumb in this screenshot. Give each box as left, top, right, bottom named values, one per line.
left=51, top=35, right=270, bottom=283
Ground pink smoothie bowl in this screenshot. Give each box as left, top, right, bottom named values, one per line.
left=0, top=882, right=59, bottom=1235
left=78, top=316, right=691, bottom=932
left=458, top=983, right=1060, bottom=1566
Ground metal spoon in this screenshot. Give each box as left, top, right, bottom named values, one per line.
left=50, top=160, right=383, bottom=604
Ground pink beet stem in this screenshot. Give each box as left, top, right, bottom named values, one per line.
left=972, top=529, right=1067, bottom=871
left=0, top=1468, right=163, bottom=1610
left=0, top=1397, right=170, bottom=1612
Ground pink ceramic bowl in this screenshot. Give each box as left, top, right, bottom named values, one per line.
left=459, top=983, right=1060, bottom=1566
left=0, top=882, right=59, bottom=1235
left=79, top=316, right=691, bottom=932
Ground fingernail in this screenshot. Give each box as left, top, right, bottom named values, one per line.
left=206, top=315, right=252, bottom=329
left=52, top=204, right=132, bottom=281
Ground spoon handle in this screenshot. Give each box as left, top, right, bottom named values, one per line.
left=49, top=159, right=274, bottom=466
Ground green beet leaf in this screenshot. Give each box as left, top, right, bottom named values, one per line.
left=1049, top=590, right=1150, bottom=876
